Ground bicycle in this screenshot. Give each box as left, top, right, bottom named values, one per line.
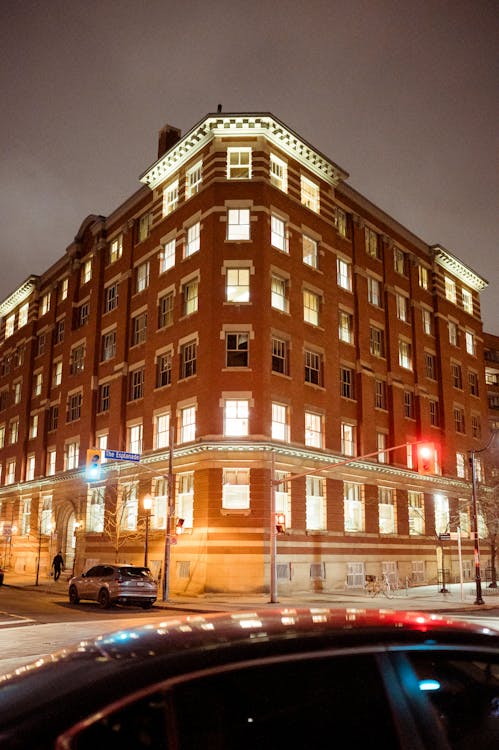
left=365, top=575, right=393, bottom=598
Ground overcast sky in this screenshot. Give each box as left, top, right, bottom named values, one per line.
left=1, top=0, right=497, bottom=332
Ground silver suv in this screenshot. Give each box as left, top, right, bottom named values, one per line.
left=68, top=564, right=157, bottom=609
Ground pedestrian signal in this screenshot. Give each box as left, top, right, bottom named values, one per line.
left=85, top=449, right=102, bottom=481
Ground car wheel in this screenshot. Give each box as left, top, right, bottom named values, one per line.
left=98, top=588, right=111, bottom=609
left=68, top=585, right=80, bottom=605
left=141, top=601, right=154, bottom=609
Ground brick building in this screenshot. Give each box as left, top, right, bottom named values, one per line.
left=0, top=112, right=494, bottom=594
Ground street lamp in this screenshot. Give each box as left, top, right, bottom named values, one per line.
left=142, top=493, right=152, bottom=568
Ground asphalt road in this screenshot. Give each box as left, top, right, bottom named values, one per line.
left=0, top=586, right=197, bottom=676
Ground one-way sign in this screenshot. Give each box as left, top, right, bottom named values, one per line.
left=104, top=450, right=141, bottom=463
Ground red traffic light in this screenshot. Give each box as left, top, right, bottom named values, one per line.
left=417, top=443, right=436, bottom=474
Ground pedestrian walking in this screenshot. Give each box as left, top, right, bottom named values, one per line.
left=52, top=551, right=64, bottom=581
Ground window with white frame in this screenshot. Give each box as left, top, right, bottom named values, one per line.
left=104, top=283, right=118, bottom=313
left=454, top=407, right=465, bottom=433
left=271, top=336, right=289, bottom=375
left=81, top=259, right=92, bottom=286
left=434, top=494, right=449, bottom=535
left=462, top=287, right=473, bottom=314
left=422, top=308, right=432, bottom=335
left=335, top=208, right=347, bottom=238
left=304, top=411, right=322, bottom=448
left=67, top=392, right=82, bottom=422
left=408, top=491, right=425, bottom=535
left=86, top=487, right=105, bottom=532
left=6, top=459, right=16, bottom=485
left=456, top=451, right=467, bottom=478
left=222, top=468, right=250, bottom=509
left=39, top=291, right=51, bottom=317
left=40, top=495, right=52, bottom=534
left=300, top=176, right=319, bottom=212
left=226, top=333, right=249, bottom=367
left=186, top=160, right=202, bottom=198
left=152, top=478, right=167, bottom=529
left=156, top=351, right=172, bottom=387
left=97, top=433, right=108, bottom=461
left=393, top=248, right=406, bottom=275
left=418, top=265, right=429, bottom=290
left=158, top=291, right=174, bottom=328
left=274, top=471, right=291, bottom=528
left=344, top=482, right=364, bottom=532
left=26, top=454, right=35, bottom=481
left=271, top=274, right=288, bottom=312
left=227, top=147, right=251, bottom=179
left=135, top=261, right=150, bottom=293
left=471, top=414, right=481, bottom=439
left=425, top=352, right=436, bottom=380
left=180, top=405, right=196, bottom=443
left=227, top=209, right=250, bottom=240
left=306, top=476, right=325, bottom=530
left=48, top=405, right=58, bottom=431
left=396, top=293, right=409, bottom=322
left=160, top=238, right=176, bottom=272
left=13, top=381, right=21, bottom=404
left=65, top=440, right=79, bottom=470
left=224, top=399, right=249, bottom=436
left=271, top=402, right=289, bottom=441
left=101, top=330, right=116, bottom=361
left=109, top=234, right=123, bottom=263
left=226, top=267, right=250, bottom=302
left=375, top=379, right=387, bottom=409
left=18, top=302, right=29, bottom=327
left=337, top=258, right=352, bottom=291
left=367, top=275, right=382, bottom=307
left=9, top=418, right=19, bottom=444
left=451, top=362, right=463, bottom=389
left=304, top=349, right=323, bottom=386
left=398, top=339, right=412, bottom=369
left=119, top=483, right=138, bottom=531
left=376, top=432, right=387, bottom=463
left=70, top=344, right=85, bottom=375
left=21, top=497, right=31, bottom=534
left=370, top=326, right=385, bottom=358
left=379, top=487, right=396, bottom=534
left=129, top=367, right=144, bottom=400
left=46, top=448, right=56, bottom=476
left=445, top=277, right=457, bottom=304
left=270, top=154, right=287, bottom=192
left=271, top=215, right=287, bottom=251
left=29, top=414, right=38, bottom=439
left=176, top=472, right=194, bottom=528
left=98, top=383, right=110, bottom=413
left=338, top=310, right=353, bottom=343
left=365, top=226, right=379, bottom=258
left=185, top=221, right=200, bottom=257
left=33, top=371, right=43, bottom=396
left=5, top=314, right=14, bottom=338
left=131, top=312, right=147, bottom=346
left=138, top=212, right=152, bottom=242
left=429, top=399, right=440, bottom=426
left=128, top=423, right=143, bottom=453
left=403, top=390, right=414, bottom=419
left=183, top=279, right=199, bottom=315
left=303, top=289, right=320, bottom=326
left=465, top=330, right=475, bottom=355
left=341, top=422, right=356, bottom=456
left=302, top=235, right=318, bottom=268
left=163, top=179, right=179, bottom=215
left=468, top=371, right=479, bottom=396
left=155, top=412, right=170, bottom=449
left=340, top=367, right=354, bottom=399
left=180, top=339, right=197, bottom=378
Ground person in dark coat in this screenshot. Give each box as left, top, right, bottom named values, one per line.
left=52, top=551, right=64, bottom=581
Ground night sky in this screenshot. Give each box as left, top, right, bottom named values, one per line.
left=1, top=0, right=497, bottom=332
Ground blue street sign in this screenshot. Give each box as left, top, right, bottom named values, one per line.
left=104, top=450, right=141, bottom=463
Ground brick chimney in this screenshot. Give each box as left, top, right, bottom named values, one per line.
left=157, top=124, right=182, bottom=158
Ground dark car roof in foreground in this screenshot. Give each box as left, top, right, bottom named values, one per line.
left=0, top=607, right=497, bottom=746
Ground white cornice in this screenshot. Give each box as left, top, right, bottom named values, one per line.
left=432, top=245, right=488, bottom=291
left=140, top=113, right=349, bottom=190
left=0, top=276, right=38, bottom=318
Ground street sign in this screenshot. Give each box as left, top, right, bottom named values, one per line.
left=439, top=533, right=451, bottom=541
left=104, top=450, right=141, bottom=463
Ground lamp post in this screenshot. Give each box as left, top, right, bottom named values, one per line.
left=143, top=493, right=152, bottom=568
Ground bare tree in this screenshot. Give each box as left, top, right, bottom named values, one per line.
left=102, top=481, right=146, bottom=563
left=478, top=482, right=499, bottom=588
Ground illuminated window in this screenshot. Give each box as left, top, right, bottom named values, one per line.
left=87, top=488, right=105, bottom=532
left=65, top=440, right=79, bottom=470
left=26, top=456, right=35, bottom=482
left=393, top=248, right=406, bottom=275
left=306, top=476, right=326, bottom=530
left=396, top=293, right=409, bottom=322
left=154, top=412, right=170, bottom=449
left=335, top=208, right=347, bottom=238
left=5, top=459, right=15, bottom=485
left=422, top=308, right=432, bottom=335
left=338, top=310, right=353, bottom=343
left=418, top=265, right=429, bottom=290
left=70, top=345, right=85, bottom=375
left=163, top=179, right=179, bottom=215
left=101, top=330, right=116, bottom=361
left=13, top=381, right=21, bottom=404
left=227, top=209, right=250, bottom=240
left=434, top=494, right=449, bottom=536
left=226, top=267, right=250, bottom=302
left=81, top=259, right=92, bottom=286
left=271, top=402, right=289, bottom=441
left=186, top=160, right=202, bottom=198
left=224, top=399, right=249, bottom=436
left=337, top=258, right=352, bottom=291
left=341, top=422, right=356, bottom=456
left=109, top=234, right=123, bottom=263
left=379, top=487, right=396, bottom=534
left=183, top=279, right=199, bottom=315
left=300, top=175, right=319, bottom=212
left=456, top=451, right=466, bottom=478
left=158, top=291, right=174, bottom=328
left=303, top=289, right=320, bottom=326
left=29, top=414, right=38, bottom=439
left=370, top=326, right=385, bottom=358
left=135, top=260, right=150, bottom=292
left=9, top=418, right=19, bottom=444
left=271, top=215, right=287, bottom=251
left=58, top=279, right=68, bottom=303
left=160, top=238, right=176, bottom=272
left=365, top=227, right=379, bottom=258
left=445, top=276, right=457, bottom=304
left=33, top=371, right=43, bottom=395
left=302, top=235, right=318, bottom=268
left=222, top=468, right=250, bottom=509
left=119, top=483, right=138, bottom=530
left=39, top=291, right=51, bottom=317
left=5, top=314, right=15, bottom=338
left=227, top=147, right=251, bottom=179
left=465, top=330, right=475, bottom=355
left=408, top=491, right=424, bottom=535
left=46, top=448, right=56, bottom=476
left=305, top=411, right=322, bottom=448
left=344, top=482, right=364, bottom=532
left=367, top=275, right=382, bottom=307
left=21, top=497, right=31, bottom=534
left=185, top=222, right=200, bottom=257
left=376, top=432, right=387, bottom=463
left=271, top=273, right=288, bottom=312
left=138, top=212, right=152, bottom=242
left=398, top=339, right=412, bottom=369
left=180, top=405, right=196, bottom=443
left=177, top=472, right=194, bottom=528
left=270, top=154, right=287, bottom=191
left=128, top=424, right=143, bottom=453
left=448, top=321, right=458, bottom=346
left=462, top=287, right=473, bottom=314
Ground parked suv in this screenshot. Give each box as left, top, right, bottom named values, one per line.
left=68, top=564, right=157, bottom=609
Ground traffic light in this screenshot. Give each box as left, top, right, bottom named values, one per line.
left=275, top=513, right=286, bottom=534
left=85, top=449, right=102, bottom=481
left=417, top=443, right=436, bottom=475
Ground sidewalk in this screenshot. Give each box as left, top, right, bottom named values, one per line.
left=3, top=569, right=499, bottom=614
